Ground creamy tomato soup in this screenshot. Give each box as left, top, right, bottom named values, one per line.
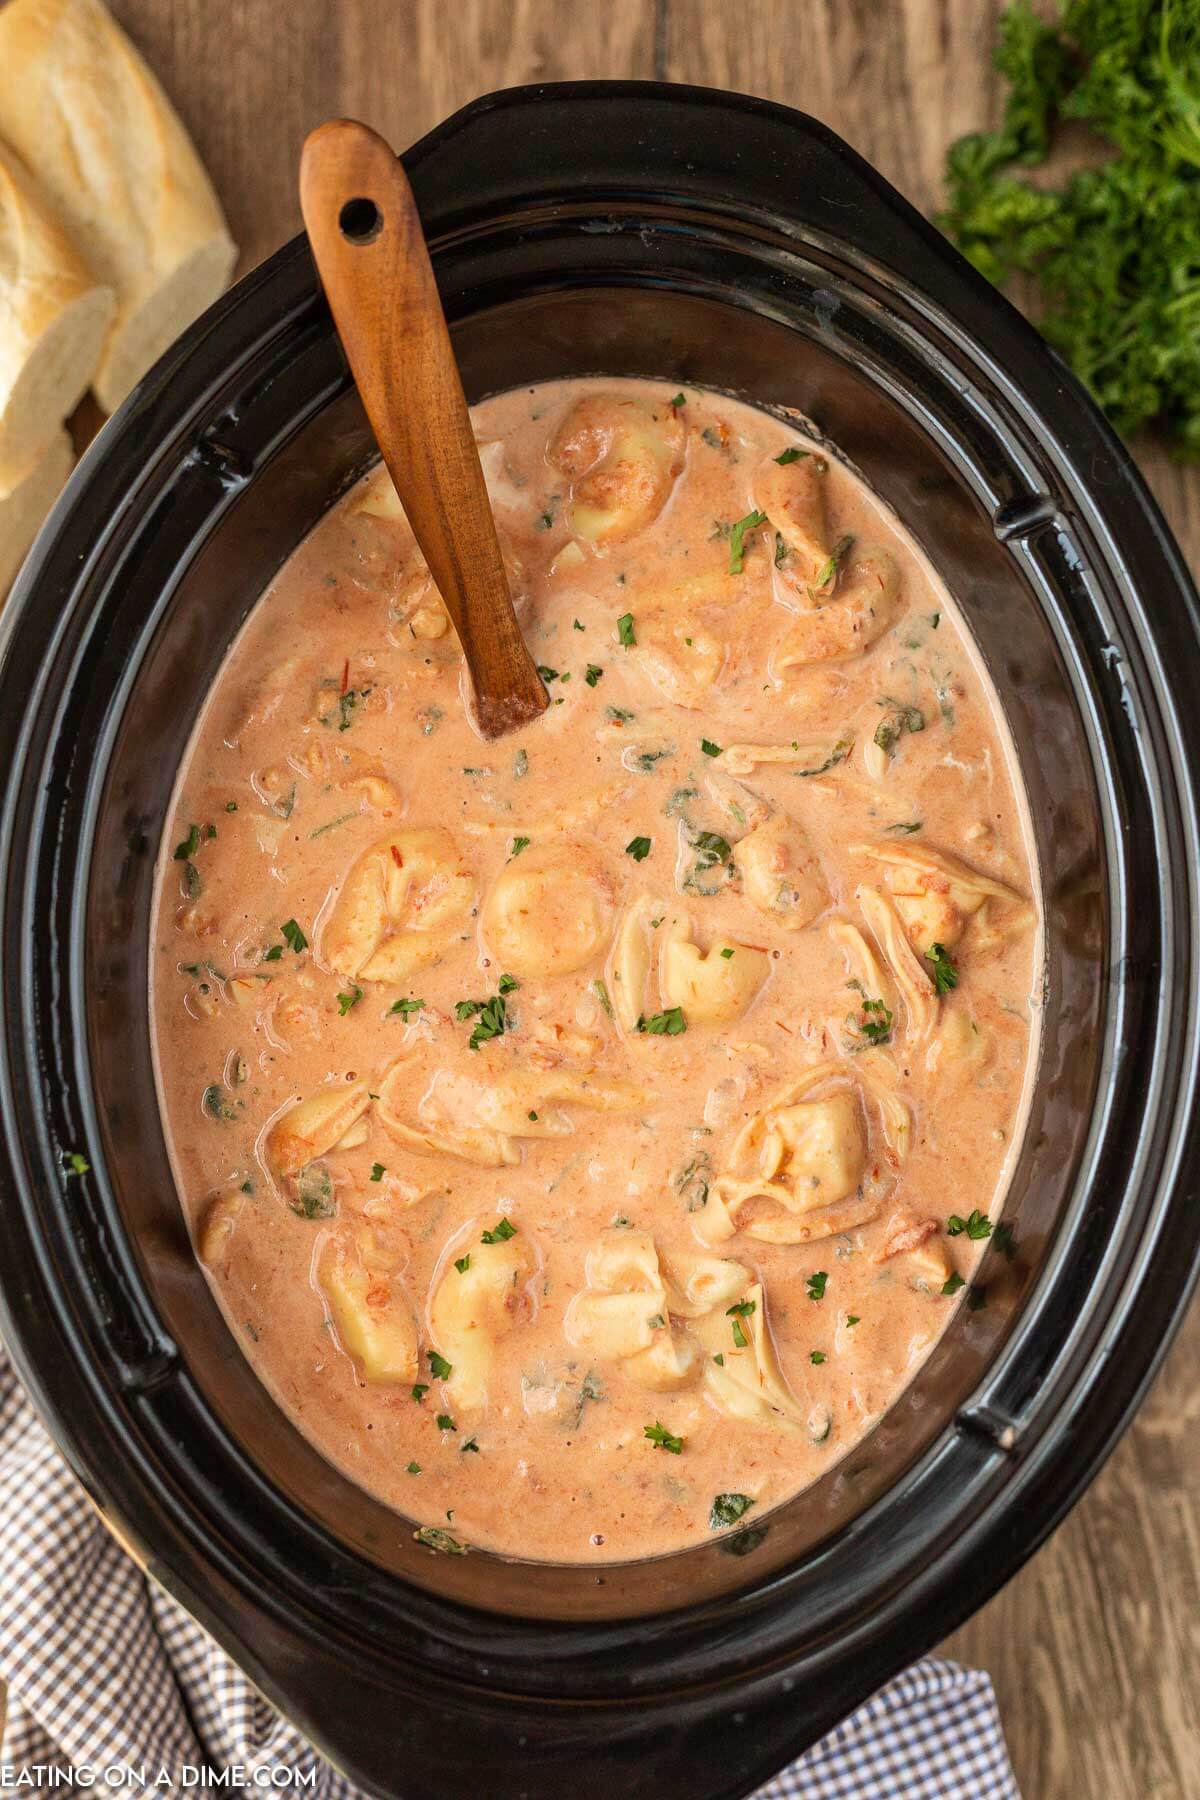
left=151, top=379, right=1039, bottom=1562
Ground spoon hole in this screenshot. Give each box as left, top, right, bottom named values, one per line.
left=339, top=196, right=382, bottom=244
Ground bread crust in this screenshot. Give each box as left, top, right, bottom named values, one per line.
left=0, top=0, right=236, bottom=412
left=0, top=139, right=113, bottom=496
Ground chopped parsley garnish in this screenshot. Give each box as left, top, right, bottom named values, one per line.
left=700, top=737, right=723, bottom=757
left=428, top=1350, right=453, bottom=1379
left=636, top=1007, right=687, bottom=1036
left=625, top=835, right=652, bottom=861
left=456, top=987, right=511, bottom=1050
left=855, top=994, right=894, bottom=1047
left=224, top=800, right=238, bottom=813
left=406, top=1461, right=422, bottom=1475
left=806, top=1270, right=829, bottom=1301
left=592, top=978, right=614, bottom=1018
left=481, top=1218, right=517, bottom=1244
left=509, top=835, right=531, bottom=858
left=281, top=919, right=307, bottom=953
left=537, top=665, right=560, bottom=683
left=62, top=1150, right=90, bottom=1177
left=336, top=986, right=363, bottom=1015
left=713, top=1353, right=725, bottom=1365
left=886, top=820, right=924, bottom=835
left=774, top=446, right=808, bottom=465
left=709, top=1493, right=755, bottom=1529
left=810, top=1350, right=827, bottom=1365
left=644, top=1421, right=684, bottom=1454
left=389, top=997, right=425, bottom=1017
left=720, top=946, right=735, bottom=959
left=436, top=1414, right=457, bottom=1432
left=411, top=1383, right=429, bottom=1402
left=846, top=1314, right=861, bottom=1328
left=585, top=663, right=604, bottom=686
left=461, top=1437, right=480, bottom=1453
left=454, top=1254, right=471, bottom=1274
left=942, top=1271, right=966, bottom=1297
left=370, top=1162, right=385, bottom=1182
left=202, top=1083, right=239, bottom=1122
left=948, top=1209, right=993, bottom=1240
left=173, top=823, right=202, bottom=861
left=728, top=509, right=767, bottom=574
left=262, top=943, right=283, bottom=962
left=811, top=533, right=854, bottom=593
left=730, top=1317, right=748, bottom=1348
left=925, top=942, right=959, bottom=994
left=774, top=531, right=788, bottom=567
left=617, top=612, right=636, bottom=647
left=726, top=1300, right=757, bottom=1319
left=573, top=618, right=585, bottom=631
left=669, top=391, right=687, bottom=408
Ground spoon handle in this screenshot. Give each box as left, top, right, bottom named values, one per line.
left=300, top=119, right=548, bottom=739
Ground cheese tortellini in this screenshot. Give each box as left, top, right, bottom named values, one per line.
left=774, top=549, right=902, bottom=669
left=660, top=917, right=770, bottom=1023
left=698, top=1060, right=911, bottom=1246
left=265, top=1079, right=372, bottom=1182
left=429, top=1224, right=535, bottom=1411
left=693, top=1280, right=807, bottom=1429
left=319, top=1231, right=419, bottom=1385
left=633, top=584, right=727, bottom=710
left=566, top=1234, right=805, bottom=1429
left=324, top=827, right=476, bottom=984
left=377, top=1056, right=646, bottom=1168
left=736, top=810, right=828, bottom=931
left=482, top=839, right=615, bottom=978
left=565, top=1230, right=698, bottom=1392
left=548, top=393, right=685, bottom=543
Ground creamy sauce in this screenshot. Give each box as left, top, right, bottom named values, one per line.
left=151, top=379, right=1039, bottom=1562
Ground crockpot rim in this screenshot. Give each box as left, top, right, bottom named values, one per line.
left=1, top=79, right=1198, bottom=1798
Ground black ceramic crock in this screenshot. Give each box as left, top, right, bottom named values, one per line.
left=1, top=83, right=1199, bottom=1799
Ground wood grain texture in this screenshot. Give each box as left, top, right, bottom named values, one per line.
left=52, top=3, right=1200, bottom=1793
left=299, top=120, right=547, bottom=734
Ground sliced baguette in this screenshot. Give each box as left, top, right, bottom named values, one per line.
left=0, top=138, right=113, bottom=498
left=0, top=425, right=72, bottom=599
left=0, top=0, right=237, bottom=415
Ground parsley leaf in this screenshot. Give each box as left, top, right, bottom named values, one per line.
left=336, top=986, right=363, bottom=1015
left=281, top=919, right=307, bottom=953
left=700, top=737, right=723, bottom=758
left=389, top=997, right=424, bottom=1017
left=454, top=1255, right=471, bottom=1274
left=370, top=1162, right=385, bottom=1182
left=481, top=1218, right=517, bottom=1244
left=173, top=823, right=202, bottom=861
left=636, top=1006, right=687, bottom=1036
left=585, top=663, right=604, bottom=686
left=942, top=1271, right=966, bottom=1296
left=940, top=0, right=1200, bottom=455
left=428, top=1350, right=453, bottom=1379
left=625, top=835, right=652, bottom=861
left=728, top=509, right=767, bottom=574
left=806, top=1270, right=829, bottom=1301
left=811, top=534, right=854, bottom=593
left=925, top=942, right=959, bottom=994
left=948, top=1209, right=993, bottom=1240
left=617, top=612, right=636, bottom=647
left=509, top=835, right=531, bottom=858
left=774, top=446, right=808, bottom=465
left=644, top=1421, right=684, bottom=1454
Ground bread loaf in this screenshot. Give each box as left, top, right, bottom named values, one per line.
left=0, top=425, right=72, bottom=598
left=0, top=139, right=113, bottom=498
left=0, top=0, right=237, bottom=415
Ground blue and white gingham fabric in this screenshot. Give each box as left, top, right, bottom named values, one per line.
left=0, top=1343, right=1019, bottom=1796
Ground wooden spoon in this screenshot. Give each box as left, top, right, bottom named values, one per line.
left=299, top=119, right=548, bottom=739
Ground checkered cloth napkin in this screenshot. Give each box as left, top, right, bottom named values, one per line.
left=0, top=1344, right=1019, bottom=1796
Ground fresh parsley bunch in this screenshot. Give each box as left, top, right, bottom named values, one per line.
left=941, top=0, right=1200, bottom=454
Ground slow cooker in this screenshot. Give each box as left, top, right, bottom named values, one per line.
left=1, top=83, right=1198, bottom=1799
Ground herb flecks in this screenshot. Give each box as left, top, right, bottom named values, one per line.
left=637, top=1007, right=687, bottom=1037
left=644, top=1421, right=684, bottom=1454
left=728, top=509, right=767, bottom=574
left=925, top=942, right=959, bottom=994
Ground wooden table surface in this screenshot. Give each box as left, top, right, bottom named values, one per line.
left=97, top=4, right=1200, bottom=1794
